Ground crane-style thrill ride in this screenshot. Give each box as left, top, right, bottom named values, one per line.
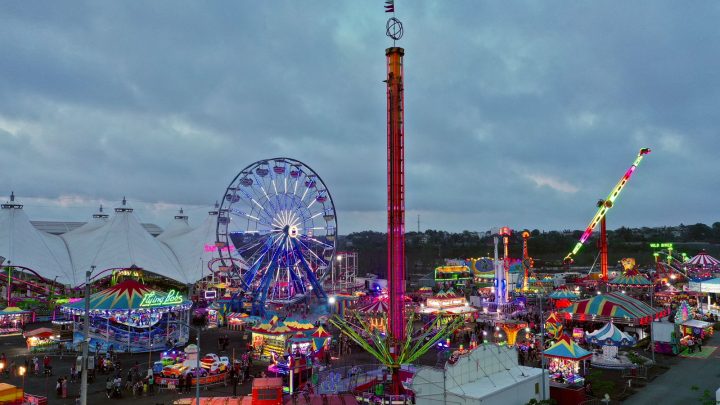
left=564, top=148, right=651, bottom=280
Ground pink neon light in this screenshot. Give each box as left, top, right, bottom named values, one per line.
left=204, top=244, right=236, bottom=253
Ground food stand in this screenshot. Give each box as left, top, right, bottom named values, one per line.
left=25, top=327, right=58, bottom=352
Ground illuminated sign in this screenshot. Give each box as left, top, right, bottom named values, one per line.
left=140, top=290, right=184, bottom=307
left=649, top=243, right=673, bottom=249
left=114, top=270, right=143, bottom=277
left=204, top=244, right=236, bottom=253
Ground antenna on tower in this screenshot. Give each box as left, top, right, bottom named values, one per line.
left=385, top=0, right=403, bottom=46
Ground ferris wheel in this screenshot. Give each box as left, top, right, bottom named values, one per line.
left=216, top=157, right=337, bottom=315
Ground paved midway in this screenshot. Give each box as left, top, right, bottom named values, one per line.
left=628, top=331, right=720, bottom=404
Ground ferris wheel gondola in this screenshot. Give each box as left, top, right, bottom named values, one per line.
left=216, top=157, right=337, bottom=316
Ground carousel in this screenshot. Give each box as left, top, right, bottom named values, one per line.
left=585, top=322, right=640, bottom=369
left=60, top=280, right=192, bottom=353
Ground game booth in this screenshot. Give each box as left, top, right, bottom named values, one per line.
left=544, top=334, right=592, bottom=405
left=673, top=301, right=714, bottom=350
left=0, top=307, right=34, bottom=336
left=60, top=280, right=192, bottom=353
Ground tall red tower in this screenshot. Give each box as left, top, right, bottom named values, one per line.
left=386, top=45, right=406, bottom=342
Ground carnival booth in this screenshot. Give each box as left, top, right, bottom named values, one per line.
left=60, top=280, right=192, bottom=353
left=355, top=300, right=389, bottom=332
left=544, top=334, right=592, bottom=386
left=673, top=301, right=714, bottom=350
left=25, top=327, right=58, bottom=352
left=0, top=307, right=33, bottom=335
left=227, top=313, right=250, bottom=331
left=329, top=293, right=359, bottom=316
left=585, top=322, right=637, bottom=369
left=418, top=289, right=478, bottom=322
left=434, top=264, right=473, bottom=285
left=251, top=321, right=295, bottom=358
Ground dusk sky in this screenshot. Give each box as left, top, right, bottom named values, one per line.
left=1, top=2, right=718, bottom=234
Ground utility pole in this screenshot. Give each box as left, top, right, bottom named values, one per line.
left=80, top=266, right=94, bottom=405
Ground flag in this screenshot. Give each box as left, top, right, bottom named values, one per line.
left=385, top=0, right=394, bottom=13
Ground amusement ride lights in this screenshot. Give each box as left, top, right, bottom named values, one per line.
left=564, top=148, right=651, bottom=280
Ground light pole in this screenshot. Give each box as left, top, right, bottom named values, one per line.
left=173, top=320, right=202, bottom=405
left=80, top=265, right=94, bottom=405
left=538, top=291, right=546, bottom=401
left=334, top=255, right=342, bottom=292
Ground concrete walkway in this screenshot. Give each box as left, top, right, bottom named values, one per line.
left=627, top=332, right=720, bottom=404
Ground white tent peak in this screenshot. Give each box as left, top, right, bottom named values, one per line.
left=115, top=196, right=133, bottom=213
left=0, top=202, right=74, bottom=284
left=1, top=192, right=23, bottom=210
left=157, top=207, right=192, bottom=242
left=92, top=204, right=109, bottom=219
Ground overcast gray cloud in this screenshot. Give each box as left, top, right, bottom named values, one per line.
left=1, top=1, right=719, bottom=233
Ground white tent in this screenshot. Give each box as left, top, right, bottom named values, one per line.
left=157, top=208, right=192, bottom=242
left=0, top=194, right=75, bottom=284
left=62, top=198, right=190, bottom=284
left=161, top=207, right=220, bottom=282
left=62, top=205, right=110, bottom=237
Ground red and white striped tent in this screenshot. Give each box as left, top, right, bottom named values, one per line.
left=357, top=300, right=389, bottom=313
left=687, top=250, right=720, bottom=268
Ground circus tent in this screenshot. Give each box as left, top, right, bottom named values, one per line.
left=562, top=292, right=668, bottom=325
left=157, top=208, right=192, bottom=241
left=0, top=193, right=75, bottom=284
left=687, top=251, right=720, bottom=268
left=159, top=206, right=224, bottom=281
left=62, top=198, right=191, bottom=284
left=585, top=322, right=636, bottom=347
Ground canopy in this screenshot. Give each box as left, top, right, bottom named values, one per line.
left=681, top=319, right=713, bottom=329
left=688, top=251, right=720, bottom=267
left=585, top=322, right=636, bottom=347
left=0, top=307, right=31, bottom=314
left=562, top=292, right=668, bottom=325
left=608, top=269, right=651, bottom=287
left=25, top=327, right=54, bottom=338
left=62, top=279, right=191, bottom=313
left=311, top=326, right=331, bottom=338
left=548, top=290, right=579, bottom=300
left=357, top=300, right=388, bottom=313
left=543, top=334, right=592, bottom=360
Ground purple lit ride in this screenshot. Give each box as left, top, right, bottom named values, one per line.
left=216, top=158, right=337, bottom=316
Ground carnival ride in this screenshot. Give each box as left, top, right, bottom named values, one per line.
left=216, top=158, right=337, bottom=316
left=653, top=249, right=689, bottom=280
left=564, top=148, right=651, bottom=281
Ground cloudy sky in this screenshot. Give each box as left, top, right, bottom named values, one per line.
left=1, top=2, right=718, bottom=234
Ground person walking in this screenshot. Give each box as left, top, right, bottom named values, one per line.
left=177, top=372, right=185, bottom=394
left=185, top=372, right=192, bottom=394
